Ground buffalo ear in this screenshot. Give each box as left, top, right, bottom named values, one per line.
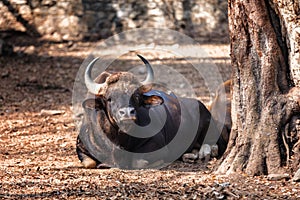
left=82, top=98, right=104, bottom=110
left=144, top=95, right=164, bottom=106
left=94, top=71, right=111, bottom=84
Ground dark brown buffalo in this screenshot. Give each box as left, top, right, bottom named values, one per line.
left=76, top=55, right=226, bottom=169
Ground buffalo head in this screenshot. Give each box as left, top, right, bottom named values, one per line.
left=84, top=55, right=164, bottom=134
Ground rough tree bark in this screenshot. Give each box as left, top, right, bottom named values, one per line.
left=217, top=0, right=300, bottom=176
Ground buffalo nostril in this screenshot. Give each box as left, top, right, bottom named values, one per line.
left=118, top=107, right=136, bottom=120
left=130, top=109, right=136, bottom=115
left=119, top=110, right=126, bottom=116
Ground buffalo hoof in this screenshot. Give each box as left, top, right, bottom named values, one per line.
left=81, top=157, right=97, bottom=169
left=199, top=144, right=212, bottom=162
left=182, top=149, right=198, bottom=163
left=198, top=144, right=219, bottom=162
left=182, top=153, right=198, bottom=163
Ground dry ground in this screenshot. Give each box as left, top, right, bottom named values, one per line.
left=1, top=34, right=299, bottom=199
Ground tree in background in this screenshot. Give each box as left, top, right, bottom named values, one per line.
left=217, top=0, right=300, bottom=176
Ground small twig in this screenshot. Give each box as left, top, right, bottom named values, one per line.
left=40, top=109, right=65, bottom=116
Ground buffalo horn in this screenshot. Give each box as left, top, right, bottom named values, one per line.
left=84, top=57, right=107, bottom=95
left=137, top=54, right=154, bottom=84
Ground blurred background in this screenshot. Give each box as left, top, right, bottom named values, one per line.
left=0, top=0, right=228, bottom=45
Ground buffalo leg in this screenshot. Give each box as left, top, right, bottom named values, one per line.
left=76, top=136, right=106, bottom=169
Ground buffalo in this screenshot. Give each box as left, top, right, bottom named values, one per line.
left=76, top=55, right=227, bottom=169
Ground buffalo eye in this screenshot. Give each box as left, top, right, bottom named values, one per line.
left=82, top=98, right=103, bottom=110
left=131, top=93, right=141, bottom=105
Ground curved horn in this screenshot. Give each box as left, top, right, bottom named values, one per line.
left=84, top=57, right=107, bottom=95
left=137, top=54, right=154, bottom=84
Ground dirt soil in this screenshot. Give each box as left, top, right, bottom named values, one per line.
left=1, top=34, right=300, bottom=199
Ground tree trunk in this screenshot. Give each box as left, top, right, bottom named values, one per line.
left=217, top=0, right=300, bottom=176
